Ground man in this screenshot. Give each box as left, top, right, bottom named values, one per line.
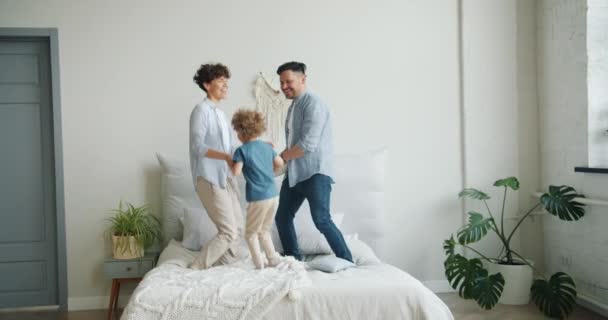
left=275, top=61, right=352, bottom=262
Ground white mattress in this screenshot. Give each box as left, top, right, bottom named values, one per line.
left=122, top=242, right=453, bottom=320
left=263, top=263, right=453, bottom=320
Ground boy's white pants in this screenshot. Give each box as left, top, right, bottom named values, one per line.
left=246, top=196, right=280, bottom=269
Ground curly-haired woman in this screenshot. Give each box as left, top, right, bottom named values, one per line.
left=189, top=63, right=245, bottom=269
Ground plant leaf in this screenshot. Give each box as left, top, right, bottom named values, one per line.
left=493, top=177, right=520, bottom=190
left=444, top=254, right=485, bottom=300
left=459, top=188, right=491, bottom=200
left=443, top=236, right=456, bottom=257
left=472, top=271, right=505, bottom=310
left=107, top=202, right=162, bottom=249
left=540, top=186, right=585, bottom=221
left=531, top=272, right=577, bottom=319
left=457, top=212, right=494, bottom=245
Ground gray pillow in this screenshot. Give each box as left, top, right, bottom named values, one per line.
left=180, top=207, right=217, bottom=251
left=308, top=255, right=356, bottom=273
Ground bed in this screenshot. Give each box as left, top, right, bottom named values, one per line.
left=120, top=149, right=454, bottom=320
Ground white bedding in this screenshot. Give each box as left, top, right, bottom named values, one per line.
left=121, top=257, right=310, bottom=320
left=263, top=263, right=453, bottom=320
left=121, top=242, right=453, bottom=320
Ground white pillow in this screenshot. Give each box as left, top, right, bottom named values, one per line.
left=271, top=204, right=345, bottom=255
left=332, top=148, right=387, bottom=257
left=345, top=234, right=381, bottom=266
left=308, top=255, right=356, bottom=273
left=180, top=207, right=218, bottom=251
left=157, top=240, right=197, bottom=267
left=157, top=153, right=204, bottom=246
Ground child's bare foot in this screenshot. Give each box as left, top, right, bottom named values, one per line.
left=267, top=255, right=283, bottom=267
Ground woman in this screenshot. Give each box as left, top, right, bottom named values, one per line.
left=189, top=63, right=245, bottom=269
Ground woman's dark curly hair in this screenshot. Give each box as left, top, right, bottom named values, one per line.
left=231, top=109, right=266, bottom=140
left=193, top=63, right=231, bottom=92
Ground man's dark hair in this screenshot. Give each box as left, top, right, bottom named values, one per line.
left=276, top=61, right=306, bottom=75
left=193, top=63, right=231, bottom=92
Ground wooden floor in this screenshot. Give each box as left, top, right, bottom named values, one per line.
left=0, top=293, right=606, bottom=320
left=438, top=293, right=608, bottom=320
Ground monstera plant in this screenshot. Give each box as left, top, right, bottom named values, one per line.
left=443, top=177, right=585, bottom=319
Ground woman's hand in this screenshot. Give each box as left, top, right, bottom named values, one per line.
left=224, top=154, right=234, bottom=167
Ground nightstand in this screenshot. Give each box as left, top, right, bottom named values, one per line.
left=103, top=254, right=156, bottom=320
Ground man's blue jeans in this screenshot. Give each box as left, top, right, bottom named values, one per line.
left=275, top=174, right=353, bottom=262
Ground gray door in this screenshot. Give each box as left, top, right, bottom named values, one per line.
left=0, top=38, right=57, bottom=308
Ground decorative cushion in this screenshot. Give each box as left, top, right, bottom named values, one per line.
left=157, top=240, right=197, bottom=268
left=308, top=255, right=356, bottom=273
left=180, top=207, right=218, bottom=251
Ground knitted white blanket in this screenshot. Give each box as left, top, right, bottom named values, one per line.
left=121, top=259, right=310, bottom=320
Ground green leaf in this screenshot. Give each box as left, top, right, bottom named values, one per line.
left=457, top=212, right=494, bottom=245
left=541, top=186, right=585, bottom=221
left=472, top=271, right=505, bottom=310
left=459, top=188, right=491, bottom=200
left=493, top=177, right=520, bottom=190
left=443, top=236, right=456, bottom=257
left=531, top=272, right=577, bottom=319
left=106, top=201, right=162, bottom=249
left=444, top=254, right=485, bottom=299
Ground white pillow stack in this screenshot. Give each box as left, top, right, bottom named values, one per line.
left=178, top=202, right=346, bottom=255
left=156, top=150, right=386, bottom=261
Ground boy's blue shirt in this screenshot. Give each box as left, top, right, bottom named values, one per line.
left=233, top=140, right=278, bottom=202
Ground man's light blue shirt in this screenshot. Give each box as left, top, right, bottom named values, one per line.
left=189, top=98, right=236, bottom=189
left=285, top=90, right=335, bottom=187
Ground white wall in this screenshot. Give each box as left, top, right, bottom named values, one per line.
left=0, top=0, right=466, bottom=309
left=538, top=0, right=608, bottom=306
left=461, top=0, right=541, bottom=268
left=516, top=0, right=544, bottom=273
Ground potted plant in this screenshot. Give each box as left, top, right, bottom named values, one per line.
left=443, top=177, right=585, bottom=319
left=107, top=201, right=162, bottom=259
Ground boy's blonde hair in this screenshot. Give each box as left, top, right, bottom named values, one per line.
left=231, top=109, right=266, bottom=140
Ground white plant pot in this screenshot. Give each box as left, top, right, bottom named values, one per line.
left=488, top=260, right=534, bottom=305
left=112, top=235, right=144, bottom=259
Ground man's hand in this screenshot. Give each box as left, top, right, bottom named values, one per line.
left=280, top=145, right=305, bottom=161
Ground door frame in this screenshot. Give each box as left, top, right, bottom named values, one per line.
left=0, top=28, right=67, bottom=311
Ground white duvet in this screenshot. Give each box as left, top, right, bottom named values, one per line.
left=120, top=259, right=310, bottom=320
left=263, top=263, right=453, bottom=320
left=121, top=241, right=453, bottom=320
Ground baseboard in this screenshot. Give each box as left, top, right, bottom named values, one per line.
left=423, top=280, right=455, bottom=293
left=68, top=295, right=131, bottom=311
left=0, top=305, right=59, bottom=313
left=578, top=293, right=608, bottom=317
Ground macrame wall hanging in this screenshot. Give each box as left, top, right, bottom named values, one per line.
left=254, top=72, right=291, bottom=151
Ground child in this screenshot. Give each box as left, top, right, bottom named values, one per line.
left=230, top=109, right=284, bottom=269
